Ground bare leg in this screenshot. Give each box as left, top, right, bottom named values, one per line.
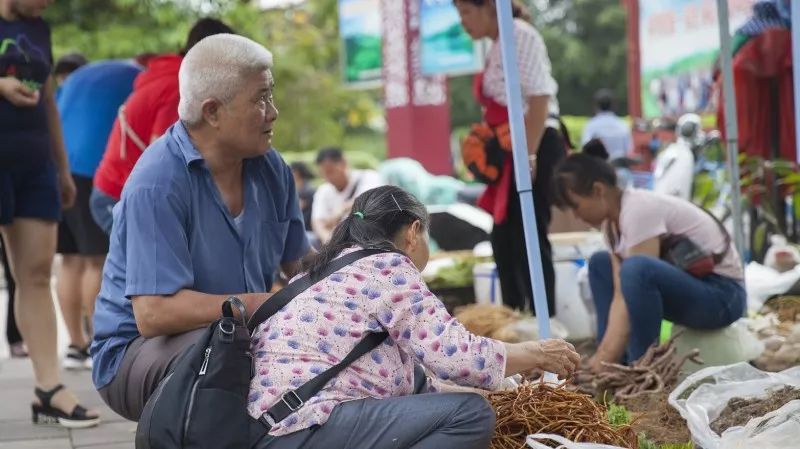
left=2, top=219, right=97, bottom=418
left=56, top=254, right=87, bottom=348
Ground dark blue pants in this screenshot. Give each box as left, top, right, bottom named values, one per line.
left=588, top=251, right=746, bottom=361
left=255, top=392, right=495, bottom=449
left=255, top=366, right=494, bottom=449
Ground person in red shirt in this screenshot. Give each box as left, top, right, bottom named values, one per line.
left=90, top=18, right=234, bottom=233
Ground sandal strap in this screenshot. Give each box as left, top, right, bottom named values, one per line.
left=68, top=404, right=91, bottom=420
left=34, top=384, right=65, bottom=408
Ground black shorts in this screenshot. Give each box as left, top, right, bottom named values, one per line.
left=57, top=174, right=109, bottom=255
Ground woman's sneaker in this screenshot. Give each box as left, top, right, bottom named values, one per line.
left=63, top=345, right=92, bottom=371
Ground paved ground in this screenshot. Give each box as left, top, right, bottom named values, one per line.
left=0, top=264, right=135, bottom=449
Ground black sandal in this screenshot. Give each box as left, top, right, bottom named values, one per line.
left=31, top=384, right=100, bottom=428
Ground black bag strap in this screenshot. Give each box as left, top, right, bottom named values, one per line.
left=248, top=248, right=394, bottom=333
left=698, top=207, right=732, bottom=263
left=259, top=330, right=388, bottom=429
left=344, top=174, right=362, bottom=201
left=248, top=248, right=397, bottom=430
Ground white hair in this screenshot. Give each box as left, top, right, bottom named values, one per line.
left=178, top=34, right=273, bottom=125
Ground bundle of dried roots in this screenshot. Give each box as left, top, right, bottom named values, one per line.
left=574, top=333, right=703, bottom=403
left=455, top=304, right=523, bottom=342
left=488, top=381, right=638, bottom=449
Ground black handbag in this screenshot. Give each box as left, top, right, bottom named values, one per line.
left=135, top=248, right=394, bottom=449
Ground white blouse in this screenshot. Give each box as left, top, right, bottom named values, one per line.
left=482, top=18, right=559, bottom=117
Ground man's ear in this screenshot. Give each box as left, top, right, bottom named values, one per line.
left=200, top=98, right=222, bottom=128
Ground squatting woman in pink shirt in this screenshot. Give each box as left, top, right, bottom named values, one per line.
left=249, top=185, right=579, bottom=448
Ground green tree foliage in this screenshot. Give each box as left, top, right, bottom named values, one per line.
left=532, top=0, right=628, bottom=116
left=44, top=0, right=381, bottom=155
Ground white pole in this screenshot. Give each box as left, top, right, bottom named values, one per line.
left=717, top=0, right=746, bottom=260
left=494, top=0, right=552, bottom=338
left=793, top=0, right=800, bottom=162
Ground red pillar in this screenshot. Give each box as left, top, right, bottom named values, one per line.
left=624, top=0, right=642, bottom=119
left=381, top=0, right=453, bottom=175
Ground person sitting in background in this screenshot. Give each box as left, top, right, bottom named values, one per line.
left=90, top=34, right=309, bottom=421
left=56, top=58, right=142, bottom=370
left=249, top=185, right=580, bottom=448
left=581, top=89, right=632, bottom=162
left=311, top=147, right=384, bottom=244
left=552, top=153, right=745, bottom=371
left=90, top=18, right=234, bottom=234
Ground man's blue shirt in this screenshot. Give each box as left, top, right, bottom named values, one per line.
left=90, top=121, right=309, bottom=388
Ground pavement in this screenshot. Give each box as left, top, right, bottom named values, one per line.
left=0, top=265, right=135, bottom=449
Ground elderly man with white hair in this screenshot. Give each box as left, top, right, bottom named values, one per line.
left=90, top=34, right=310, bottom=421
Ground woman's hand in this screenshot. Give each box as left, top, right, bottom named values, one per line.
left=505, top=339, right=580, bottom=380
left=58, top=171, right=77, bottom=210
left=0, top=77, right=40, bottom=108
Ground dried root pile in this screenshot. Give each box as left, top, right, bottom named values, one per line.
left=455, top=304, right=523, bottom=342
left=574, top=333, right=703, bottom=403
left=488, top=381, right=638, bottom=449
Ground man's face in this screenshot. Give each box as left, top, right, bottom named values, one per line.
left=217, top=69, right=278, bottom=159
left=13, top=0, right=53, bottom=18
left=317, top=159, right=348, bottom=190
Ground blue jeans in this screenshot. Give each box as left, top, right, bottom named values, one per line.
left=89, top=187, right=117, bottom=235
left=588, top=251, right=746, bottom=361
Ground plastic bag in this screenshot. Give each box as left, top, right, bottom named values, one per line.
left=526, top=434, right=627, bottom=449
left=668, top=362, right=800, bottom=449
left=719, top=400, right=800, bottom=449
left=744, top=262, right=800, bottom=312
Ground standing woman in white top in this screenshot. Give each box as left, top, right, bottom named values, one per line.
left=454, top=0, right=565, bottom=314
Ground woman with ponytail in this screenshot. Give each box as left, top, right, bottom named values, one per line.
left=552, top=153, right=745, bottom=372
left=250, top=185, right=579, bottom=448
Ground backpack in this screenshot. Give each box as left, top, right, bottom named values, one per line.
left=461, top=122, right=512, bottom=184
left=135, top=248, right=394, bottom=449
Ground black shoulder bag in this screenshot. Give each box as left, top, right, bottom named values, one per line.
left=135, top=248, right=393, bottom=449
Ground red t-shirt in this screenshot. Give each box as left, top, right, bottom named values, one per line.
left=94, top=54, right=182, bottom=200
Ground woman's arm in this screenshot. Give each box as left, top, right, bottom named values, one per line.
left=371, top=256, right=579, bottom=389
left=590, top=238, right=660, bottom=370
left=524, top=95, right=549, bottom=156
left=42, top=75, right=76, bottom=208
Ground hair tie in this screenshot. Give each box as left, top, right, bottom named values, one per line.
left=353, top=211, right=365, bottom=219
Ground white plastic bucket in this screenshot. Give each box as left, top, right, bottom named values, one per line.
left=554, top=260, right=596, bottom=340
left=473, top=262, right=502, bottom=305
